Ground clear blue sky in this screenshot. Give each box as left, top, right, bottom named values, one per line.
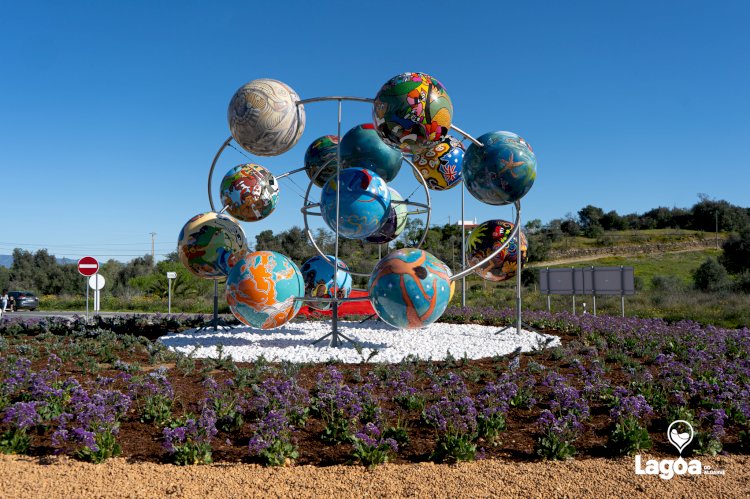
left=1, top=0, right=748, bottom=263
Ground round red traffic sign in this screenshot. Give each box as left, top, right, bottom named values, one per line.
left=78, top=256, right=99, bottom=276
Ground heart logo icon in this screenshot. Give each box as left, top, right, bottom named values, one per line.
left=667, top=420, right=694, bottom=454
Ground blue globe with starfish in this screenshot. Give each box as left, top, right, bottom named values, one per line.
left=368, top=248, right=452, bottom=329
left=320, top=168, right=391, bottom=239
left=462, top=131, right=536, bottom=205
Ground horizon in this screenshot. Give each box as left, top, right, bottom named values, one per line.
left=2, top=1, right=749, bottom=264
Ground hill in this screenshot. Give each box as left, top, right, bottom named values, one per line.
left=0, top=255, right=77, bottom=268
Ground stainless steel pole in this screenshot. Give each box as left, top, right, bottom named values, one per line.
left=85, top=276, right=89, bottom=323
left=516, top=209, right=522, bottom=334
left=461, top=182, right=466, bottom=307
left=168, top=278, right=172, bottom=316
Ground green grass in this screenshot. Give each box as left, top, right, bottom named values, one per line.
left=545, top=249, right=722, bottom=289
left=548, top=228, right=723, bottom=250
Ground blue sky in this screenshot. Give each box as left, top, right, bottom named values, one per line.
left=1, top=0, right=748, bottom=263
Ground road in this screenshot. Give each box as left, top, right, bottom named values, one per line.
left=1, top=310, right=186, bottom=320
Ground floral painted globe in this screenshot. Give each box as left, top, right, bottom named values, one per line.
left=304, top=135, right=339, bottom=187
left=227, top=79, right=305, bottom=156
left=220, top=163, right=279, bottom=222
left=226, top=251, right=304, bottom=329
left=412, top=135, right=464, bottom=190
left=320, top=168, right=391, bottom=240
left=466, top=219, right=528, bottom=282
left=368, top=248, right=452, bottom=329
left=373, top=72, right=452, bottom=153
left=178, top=212, right=248, bottom=279
left=463, top=131, right=536, bottom=205
left=365, top=188, right=408, bottom=244
left=339, top=123, right=402, bottom=182
left=300, top=255, right=352, bottom=310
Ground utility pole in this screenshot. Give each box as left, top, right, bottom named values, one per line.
left=715, top=212, right=719, bottom=249
left=150, top=232, right=156, bottom=264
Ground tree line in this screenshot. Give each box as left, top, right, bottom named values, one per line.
left=1, top=196, right=747, bottom=297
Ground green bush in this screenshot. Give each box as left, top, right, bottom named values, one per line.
left=692, top=257, right=731, bottom=292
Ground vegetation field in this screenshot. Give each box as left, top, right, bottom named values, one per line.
left=0, top=313, right=748, bottom=472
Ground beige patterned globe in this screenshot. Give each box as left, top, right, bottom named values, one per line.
left=227, top=79, right=306, bottom=156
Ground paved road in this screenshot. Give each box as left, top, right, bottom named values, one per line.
left=1, top=310, right=193, bottom=320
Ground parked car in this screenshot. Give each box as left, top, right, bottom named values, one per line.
left=8, top=291, right=39, bottom=311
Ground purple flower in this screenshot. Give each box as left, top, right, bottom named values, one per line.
left=2, top=401, right=44, bottom=429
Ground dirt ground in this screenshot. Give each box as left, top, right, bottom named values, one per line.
left=0, top=454, right=747, bottom=498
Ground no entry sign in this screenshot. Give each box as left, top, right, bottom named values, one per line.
left=78, top=256, right=99, bottom=276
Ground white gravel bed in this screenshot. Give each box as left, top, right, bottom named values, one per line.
left=159, top=320, right=560, bottom=364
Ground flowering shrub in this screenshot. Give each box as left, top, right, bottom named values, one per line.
left=351, top=422, right=398, bottom=468
left=475, top=378, right=515, bottom=446
left=0, top=401, right=43, bottom=454
left=423, top=373, right=478, bottom=462
left=607, top=389, right=653, bottom=455
left=201, top=378, right=244, bottom=432
left=249, top=377, right=310, bottom=427
left=162, top=408, right=217, bottom=465
left=247, top=410, right=298, bottom=466
left=535, top=410, right=583, bottom=460
left=128, top=368, right=174, bottom=425
left=311, top=367, right=364, bottom=444
left=52, top=387, right=130, bottom=463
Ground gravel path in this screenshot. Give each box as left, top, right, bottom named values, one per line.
left=159, top=320, right=559, bottom=363
left=0, top=454, right=746, bottom=498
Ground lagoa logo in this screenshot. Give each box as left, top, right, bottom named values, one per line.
left=634, top=420, right=702, bottom=480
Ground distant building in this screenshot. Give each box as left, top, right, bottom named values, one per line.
left=456, top=219, right=478, bottom=230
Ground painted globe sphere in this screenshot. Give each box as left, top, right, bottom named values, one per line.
left=373, top=72, right=452, bottom=153
left=365, top=188, right=408, bottom=244
left=178, top=212, right=248, bottom=279
left=412, top=135, right=464, bottom=190
left=220, top=163, right=279, bottom=222
left=226, top=251, right=304, bottom=329
left=300, top=255, right=352, bottom=311
left=368, top=248, right=452, bottom=329
left=463, top=131, right=536, bottom=205
left=466, top=219, right=528, bottom=282
left=227, top=79, right=305, bottom=156
left=339, top=124, right=402, bottom=182
left=304, top=135, right=339, bottom=187
left=320, top=168, right=391, bottom=240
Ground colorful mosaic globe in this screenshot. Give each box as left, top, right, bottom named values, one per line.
left=365, top=188, right=408, bottom=244
left=300, top=255, right=352, bottom=311
left=373, top=72, right=452, bottom=153
left=220, top=163, right=279, bottom=222
left=320, top=168, right=391, bottom=240
left=463, top=131, right=536, bottom=205
left=368, top=248, right=452, bottom=329
left=339, top=124, right=402, bottom=182
left=178, top=212, right=248, bottom=279
left=304, top=135, right=339, bottom=187
left=412, top=135, right=464, bottom=190
left=227, top=79, right=305, bottom=156
left=226, top=251, right=304, bottom=329
left=466, top=219, right=528, bottom=282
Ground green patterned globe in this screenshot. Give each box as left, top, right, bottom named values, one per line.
left=178, top=212, right=248, bottom=279
left=463, top=131, right=536, bottom=205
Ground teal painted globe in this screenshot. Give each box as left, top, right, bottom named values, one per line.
left=304, top=135, right=339, bottom=187
left=368, top=248, right=452, bottom=329
left=365, top=187, right=408, bottom=244
left=373, top=72, right=453, bottom=153
left=463, top=131, right=537, bottom=205
left=339, top=123, right=402, bottom=182
left=320, top=168, right=391, bottom=240
left=226, top=251, right=304, bottom=329
left=300, top=255, right=352, bottom=310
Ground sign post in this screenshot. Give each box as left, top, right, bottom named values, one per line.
left=166, top=272, right=177, bottom=315
left=88, top=274, right=105, bottom=313
left=78, top=256, right=99, bottom=322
